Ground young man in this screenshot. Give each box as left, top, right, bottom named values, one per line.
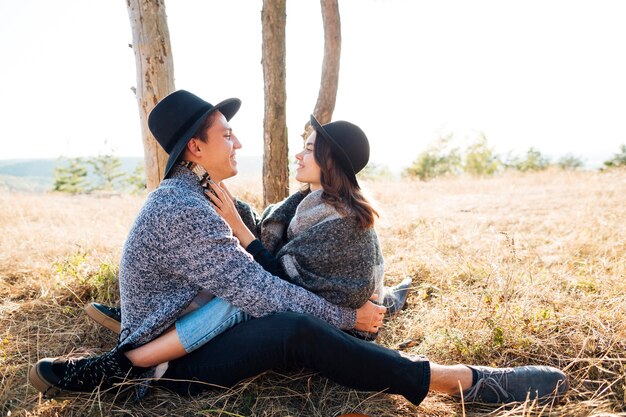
left=29, top=90, right=569, bottom=406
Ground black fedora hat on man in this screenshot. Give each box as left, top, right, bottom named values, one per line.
left=148, top=90, right=241, bottom=179
left=309, top=114, right=370, bottom=187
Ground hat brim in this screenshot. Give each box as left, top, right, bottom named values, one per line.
left=309, top=114, right=360, bottom=187
left=163, top=98, right=241, bottom=179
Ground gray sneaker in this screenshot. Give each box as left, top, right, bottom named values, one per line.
left=383, top=277, right=412, bottom=315
left=461, top=365, right=569, bottom=404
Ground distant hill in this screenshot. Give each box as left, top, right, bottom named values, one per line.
left=0, top=174, right=51, bottom=193
left=0, top=159, right=59, bottom=179
left=0, top=156, right=263, bottom=192
left=0, top=157, right=143, bottom=179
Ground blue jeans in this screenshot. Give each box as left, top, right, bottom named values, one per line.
left=175, top=297, right=251, bottom=353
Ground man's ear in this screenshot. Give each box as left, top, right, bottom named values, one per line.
left=186, top=138, right=202, bottom=157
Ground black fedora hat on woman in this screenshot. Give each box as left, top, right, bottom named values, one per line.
left=309, top=114, right=370, bottom=187
left=148, top=90, right=241, bottom=179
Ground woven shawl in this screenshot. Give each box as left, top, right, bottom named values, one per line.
left=258, top=190, right=384, bottom=310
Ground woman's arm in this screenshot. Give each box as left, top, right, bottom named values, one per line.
left=245, top=239, right=288, bottom=279
left=207, top=182, right=290, bottom=279
left=205, top=182, right=256, bottom=248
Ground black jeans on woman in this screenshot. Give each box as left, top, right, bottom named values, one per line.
left=156, top=312, right=431, bottom=405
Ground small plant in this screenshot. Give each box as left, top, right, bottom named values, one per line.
left=53, top=157, right=89, bottom=194
left=404, top=134, right=461, bottom=180
left=89, top=153, right=125, bottom=191
left=125, top=161, right=147, bottom=194
left=506, top=147, right=551, bottom=172
left=463, top=133, right=501, bottom=176
left=358, top=163, right=393, bottom=180
left=603, top=144, right=626, bottom=169
left=53, top=251, right=119, bottom=304
left=557, top=154, right=584, bottom=170
left=92, top=260, right=120, bottom=303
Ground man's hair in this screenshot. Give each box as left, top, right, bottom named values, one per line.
left=177, top=112, right=217, bottom=163
left=313, top=135, right=379, bottom=229
left=192, top=111, right=218, bottom=142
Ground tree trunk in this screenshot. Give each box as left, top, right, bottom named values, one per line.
left=303, top=0, right=341, bottom=138
left=261, top=0, right=289, bottom=206
left=127, top=0, right=175, bottom=191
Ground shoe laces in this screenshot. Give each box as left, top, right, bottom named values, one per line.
left=463, top=373, right=513, bottom=403
left=44, top=328, right=132, bottom=398
left=102, top=304, right=122, bottom=320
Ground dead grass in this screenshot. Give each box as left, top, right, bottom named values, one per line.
left=1, top=169, right=625, bottom=416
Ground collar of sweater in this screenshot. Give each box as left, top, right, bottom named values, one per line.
left=287, top=189, right=344, bottom=239
left=161, top=163, right=206, bottom=195
left=178, top=160, right=212, bottom=188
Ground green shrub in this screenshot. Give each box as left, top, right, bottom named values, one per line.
left=53, top=252, right=119, bottom=304
left=557, top=154, right=584, bottom=170
left=53, top=157, right=89, bottom=194
left=463, top=134, right=501, bottom=176
left=404, top=134, right=461, bottom=180
left=125, top=161, right=147, bottom=194
left=506, top=147, right=551, bottom=172
left=603, top=144, right=626, bottom=169
left=358, top=162, right=393, bottom=180
left=88, top=153, right=125, bottom=191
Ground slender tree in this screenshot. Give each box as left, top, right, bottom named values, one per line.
left=312, top=0, right=341, bottom=124
left=301, top=0, right=342, bottom=140
left=261, top=0, right=289, bottom=206
left=127, top=0, right=175, bottom=191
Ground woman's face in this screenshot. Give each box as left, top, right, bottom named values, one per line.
left=295, top=131, right=322, bottom=191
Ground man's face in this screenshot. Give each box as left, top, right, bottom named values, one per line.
left=194, top=111, right=242, bottom=182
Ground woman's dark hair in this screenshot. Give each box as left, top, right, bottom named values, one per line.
left=313, top=133, right=378, bottom=229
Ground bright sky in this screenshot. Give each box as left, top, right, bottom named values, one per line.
left=1, top=0, right=625, bottom=169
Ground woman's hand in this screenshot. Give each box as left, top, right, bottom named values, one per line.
left=354, top=294, right=387, bottom=333
left=206, top=182, right=256, bottom=248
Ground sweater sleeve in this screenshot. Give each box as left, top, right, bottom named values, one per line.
left=161, top=199, right=357, bottom=330
left=245, top=239, right=288, bottom=279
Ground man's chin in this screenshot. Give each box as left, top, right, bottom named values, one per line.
left=224, top=168, right=238, bottom=180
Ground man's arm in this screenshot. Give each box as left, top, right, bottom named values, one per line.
left=163, top=201, right=359, bottom=329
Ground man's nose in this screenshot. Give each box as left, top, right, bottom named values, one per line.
left=233, top=134, right=242, bottom=149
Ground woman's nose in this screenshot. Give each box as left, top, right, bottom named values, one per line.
left=295, top=151, right=303, bottom=160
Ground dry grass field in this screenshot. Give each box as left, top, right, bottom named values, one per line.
left=1, top=169, right=625, bottom=416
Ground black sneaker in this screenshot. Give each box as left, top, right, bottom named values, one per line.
left=29, top=348, right=142, bottom=398
left=461, top=365, right=569, bottom=404
left=85, top=303, right=122, bottom=334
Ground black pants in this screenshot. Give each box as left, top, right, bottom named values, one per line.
left=156, top=312, right=431, bottom=405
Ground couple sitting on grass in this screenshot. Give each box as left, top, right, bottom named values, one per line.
left=29, top=90, right=569, bottom=407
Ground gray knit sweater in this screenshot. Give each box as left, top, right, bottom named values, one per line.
left=118, top=165, right=356, bottom=348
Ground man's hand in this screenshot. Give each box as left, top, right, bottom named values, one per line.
left=354, top=294, right=387, bottom=333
